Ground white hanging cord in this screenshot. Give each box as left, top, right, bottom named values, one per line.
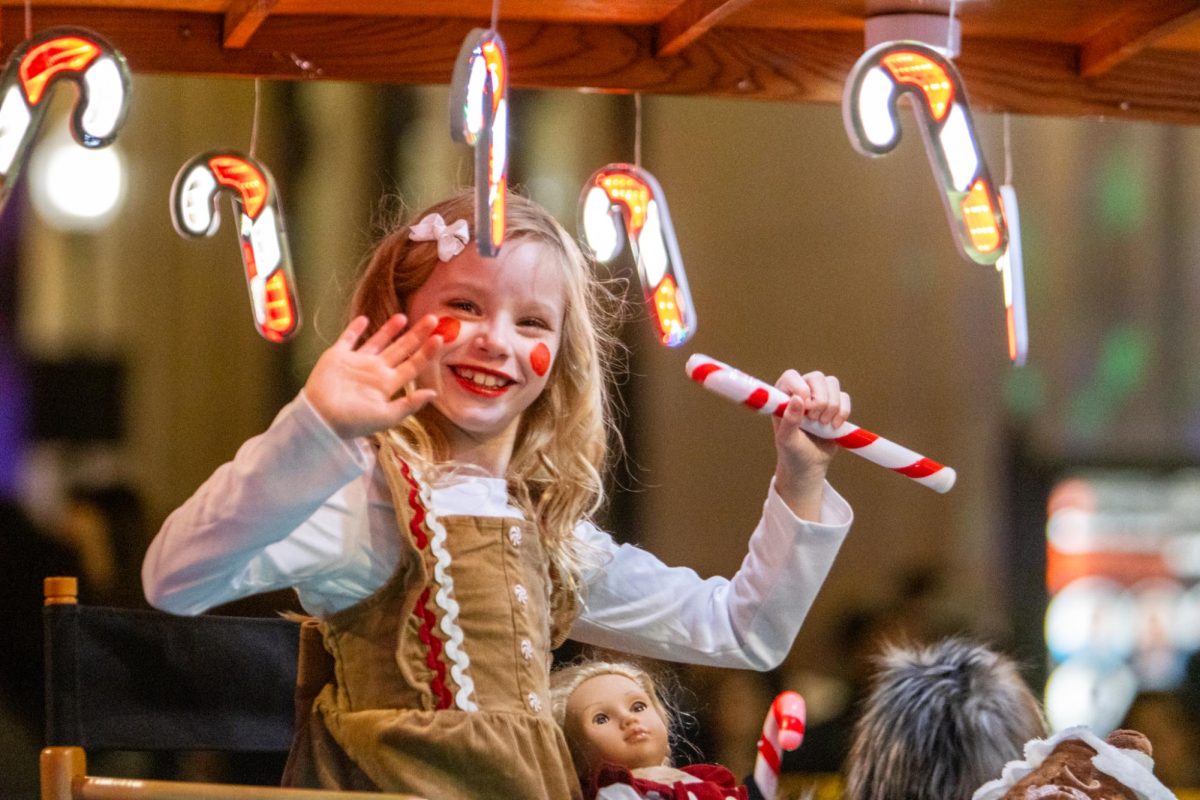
left=490, top=0, right=500, bottom=32
left=24, top=0, right=32, bottom=40
left=946, top=0, right=958, bottom=55
left=634, top=92, right=643, bottom=168
left=1003, top=111, right=1013, bottom=185
left=249, top=78, right=262, bottom=159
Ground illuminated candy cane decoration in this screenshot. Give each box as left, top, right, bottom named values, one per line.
left=752, top=691, right=806, bottom=800
left=450, top=28, right=508, bottom=257
left=170, top=150, right=300, bottom=343
left=580, top=164, right=696, bottom=347
left=686, top=354, right=956, bottom=493
left=0, top=26, right=131, bottom=210
left=997, top=185, right=1028, bottom=365
left=843, top=40, right=1007, bottom=265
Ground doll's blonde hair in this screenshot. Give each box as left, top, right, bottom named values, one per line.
left=350, top=189, right=621, bottom=642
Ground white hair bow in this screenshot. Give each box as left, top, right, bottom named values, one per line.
left=409, top=213, right=471, bottom=261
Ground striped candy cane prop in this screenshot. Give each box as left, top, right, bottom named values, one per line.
left=686, top=355, right=956, bottom=493
left=0, top=27, right=132, bottom=211
left=579, top=164, right=696, bottom=347
left=753, top=691, right=806, bottom=800
left=450, top=28, right=508, bottom=257
left=843, top=40, right=1007, bottom=266
left=171, top=150, right=300, bottom=343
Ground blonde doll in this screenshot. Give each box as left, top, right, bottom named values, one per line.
left=552, top=660, right=749, bottom=800
left=142, top=190, right=855, bottom=800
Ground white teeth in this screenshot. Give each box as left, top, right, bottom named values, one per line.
left=454, top=367, right=509, bottom=388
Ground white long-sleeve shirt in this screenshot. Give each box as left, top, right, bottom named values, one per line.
left=142, top=392, right=853, bottom=670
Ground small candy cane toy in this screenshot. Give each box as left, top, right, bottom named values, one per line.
left=687, top=355, right=956, bottom=493
left=753, top=691, right=806, bottom=800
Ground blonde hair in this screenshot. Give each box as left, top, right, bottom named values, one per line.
left=350, top=189, right=622, bottom=642
left=550, top=659, right=678, bottom=774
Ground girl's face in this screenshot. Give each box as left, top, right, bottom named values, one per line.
left=406, top=239, right=565, bottom=457
left=565, top=673, right=670, bottom=774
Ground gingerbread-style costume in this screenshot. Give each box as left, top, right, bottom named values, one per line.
left=143, top=393, right=853, bottom=798
left=283, top=445, right=581, bottom=798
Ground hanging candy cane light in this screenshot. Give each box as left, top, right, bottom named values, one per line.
left=997, top=184, right=1028, bottom=365
left=451, top=28, right=508, bottom=257
left=579, top=163, right=696, bottom=347
left=0, top=26, right=131, bottom=212
left=170, top=150, right=300, bottom=343
left=843, top=32, right=1007, bottom=266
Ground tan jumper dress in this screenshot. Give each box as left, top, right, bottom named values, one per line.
left=283, top=452, right=582, bottom=800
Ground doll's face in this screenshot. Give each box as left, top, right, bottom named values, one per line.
left=565, top=673, right=670, bottom=774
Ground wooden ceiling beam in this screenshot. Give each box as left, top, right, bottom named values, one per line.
left=7, top=7, right=1200, bottom=126
left=1079, top=0, right=1200, bottom=78
left=656, top=0, right=757, bottom=57
left=223, top=0, right=277, bottom=48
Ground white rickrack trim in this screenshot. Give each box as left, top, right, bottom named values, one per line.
left=413, top=471, right=479, bottom=712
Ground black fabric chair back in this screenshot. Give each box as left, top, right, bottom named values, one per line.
left=44, top=603, right=301, bottom=752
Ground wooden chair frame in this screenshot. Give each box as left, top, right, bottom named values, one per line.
left=40, top=577, right=421, bottom=800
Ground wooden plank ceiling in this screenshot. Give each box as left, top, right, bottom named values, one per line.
left=4, top=0, right=1200, bottom=125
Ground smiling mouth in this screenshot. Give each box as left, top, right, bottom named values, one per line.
left=451, top=366, right=514, bottom=396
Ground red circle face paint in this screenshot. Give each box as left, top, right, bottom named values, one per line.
left=433, top=316, right=460, bottom=343
left=530, top=342, right=551, bottom=377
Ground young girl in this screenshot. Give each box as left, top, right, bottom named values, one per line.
left=142, top=190, right=855, bottom=800
left=551, top=660, right=749, bottom=800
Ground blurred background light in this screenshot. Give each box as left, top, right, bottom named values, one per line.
left=29, top=127, right=126, bottom=232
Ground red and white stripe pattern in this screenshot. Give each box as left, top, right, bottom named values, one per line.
left=686, top=354, right=956, bottom=493
left=753, top=691, right=806, bottom=800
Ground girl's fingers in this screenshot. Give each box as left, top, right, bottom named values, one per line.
left=835, top=391, right=852, bottom=428
left=387, top=334, right=442, bottom=393
left=770, top=370, right=805, bottom=424
left=334, top=316, right=370, bottom=350
left=812, top=374, right=840, bottom=425
left=357, top=314, right=409, bottom=356
left=393, top=388, right=436, bottom=412
left=380, top=314, right=439, bottom=367
left=802, top=371, right=829, bottom=420
left=775, top=369, right=849, bottom=429
left=387, top=388, right=437, bottom=419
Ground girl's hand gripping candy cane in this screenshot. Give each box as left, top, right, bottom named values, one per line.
left=687, top=355, right=956, bottom=493
left=753, top=691, right=806, bottom=800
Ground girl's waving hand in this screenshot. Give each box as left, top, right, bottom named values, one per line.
left=305, top=313, right=443, bottom=439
